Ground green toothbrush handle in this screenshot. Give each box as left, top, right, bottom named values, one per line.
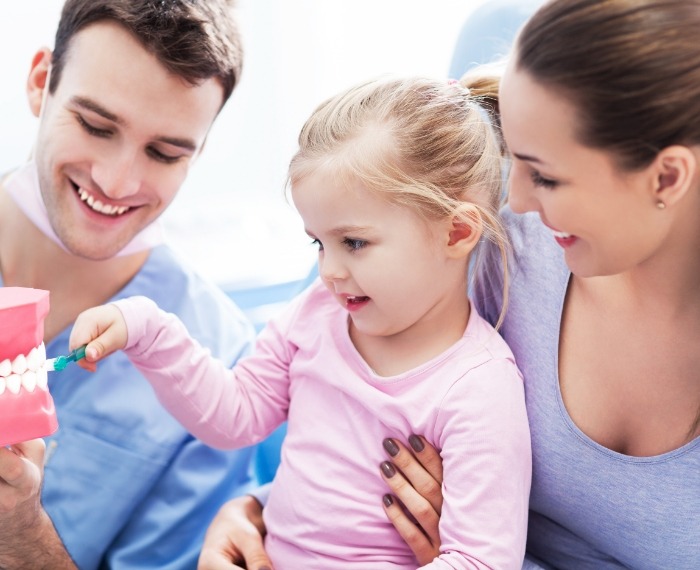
left=52, top=345, right=88, bottom=371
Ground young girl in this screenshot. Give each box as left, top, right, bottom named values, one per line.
left=70, top=76, right=531, bottom=569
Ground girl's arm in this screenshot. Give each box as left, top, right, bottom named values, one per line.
left=384, top=358, right=531, bottom=570
left=70, top=296, right=292, bottom=448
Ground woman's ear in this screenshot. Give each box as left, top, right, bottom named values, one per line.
left=27, top=48, right=52, bottom=118
left=445, top=205, right=482, bottom=258
left=651, top=145, right=697, bottom=208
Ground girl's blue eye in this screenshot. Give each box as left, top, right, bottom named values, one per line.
left=530, top=170, right=558, bottom=189
left=343, top=238, right=367, bottom=251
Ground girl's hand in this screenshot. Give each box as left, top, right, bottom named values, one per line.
left=198, top=495, right=272, bottom=570
left=69, top=304, right=128, bottom=372
left=380, top=435, right=444, bottom=566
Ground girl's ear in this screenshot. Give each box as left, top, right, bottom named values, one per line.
left=27, top=48, right=52, bottom=118
left=445, top=205, right=482, bottom=258
left=651, top=145, right=697, bottom=208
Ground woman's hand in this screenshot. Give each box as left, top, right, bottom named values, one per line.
left=380, top=435, right=444, bottom=566
left=198, top=495, right=273, bottom=570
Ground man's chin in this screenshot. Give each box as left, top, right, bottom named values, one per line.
left=59, top=236, right=134, bottom=261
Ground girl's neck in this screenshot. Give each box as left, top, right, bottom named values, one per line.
left=349, top=290, right=471, bottom=377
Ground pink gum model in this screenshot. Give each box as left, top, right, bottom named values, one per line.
left=0, top=287, right=58, bottom=447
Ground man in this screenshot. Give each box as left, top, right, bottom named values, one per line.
left=0, top=1, right=256, bottom=568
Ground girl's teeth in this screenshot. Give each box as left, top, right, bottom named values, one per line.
left=552, top=230, right=572, bottom=239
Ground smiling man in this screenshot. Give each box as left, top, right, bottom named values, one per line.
left=0, top=1, right=256, bottom=569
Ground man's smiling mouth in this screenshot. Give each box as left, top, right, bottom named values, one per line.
left=76, top=186, right=131, bottom=216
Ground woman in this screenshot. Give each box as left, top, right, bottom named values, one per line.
left=199, top=1, right=700, bottom=568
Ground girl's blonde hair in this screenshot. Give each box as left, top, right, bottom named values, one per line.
left=288, top=76, right=509, bottom=328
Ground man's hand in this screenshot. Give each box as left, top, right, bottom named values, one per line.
left=0, top=439, right=76, bottom=568
left=380, top=435, right=444, bottom=566
left=198, top=495, right=273, bottom=570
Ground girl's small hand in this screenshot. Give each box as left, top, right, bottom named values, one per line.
left=380, top=435, right=444, bottom=566
left=69, top=304, right=128, bottom=372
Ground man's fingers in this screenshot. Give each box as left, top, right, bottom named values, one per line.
left=198, top=496, right=273, bottom=570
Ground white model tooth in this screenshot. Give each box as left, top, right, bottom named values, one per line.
left=0, top=358, right=11, bottom=377
left=11, top=354, right=28, bottom=375
left=94, top=199, right=104, bottom=211
left=27, top=347, right=41, bottom=371
left=6, top=373, right=21, bottom=394
left=36, top=367, right=49, bottom=390
left=87, top=195, right=95, bottom=207
left=0, top=377, right=5, bottom=395
left=38, top=342, right=46, bottom=365
left=117, top=206, right=128, bottom=215
left=79, top=189, right=89, bottom=201
left=21, top=371, right=37, bottom=393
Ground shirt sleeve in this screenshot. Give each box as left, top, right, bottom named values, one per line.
left=421, top=357, right=532, bottom=570
left=113, top=296, right=293, bottom=449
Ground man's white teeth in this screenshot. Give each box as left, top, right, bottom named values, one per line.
left=77, top=188, right=130, bottom=216
left=552, top=230, right=572, bottom=239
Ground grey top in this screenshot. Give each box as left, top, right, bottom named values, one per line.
left=473, top=207, right=700, bottom=570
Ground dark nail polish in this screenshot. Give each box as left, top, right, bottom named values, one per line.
left=408, top=434, right=424, bottom=452
left=383, top=438, right=399, bottom=457
left=381, top=461, right=396, bottom=478
left=383, top=494, right=394, bottom=507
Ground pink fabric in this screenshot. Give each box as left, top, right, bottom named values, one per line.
left=5, top=161, right=164, bottom=257
left=115, top=281, right=531, bottom=569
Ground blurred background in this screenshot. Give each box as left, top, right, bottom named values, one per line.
left=0, top=1, right=500, bottom=289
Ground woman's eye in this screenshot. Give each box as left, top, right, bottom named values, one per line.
left=343, top=238, right=367, bottom=251
left=310, top=238, right=323, bottom=251
left=530, top=170, right=559, bottom=189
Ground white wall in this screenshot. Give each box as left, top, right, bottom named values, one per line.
left=0, top=1, right=485, bottom=289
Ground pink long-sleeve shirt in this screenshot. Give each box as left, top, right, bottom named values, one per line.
left=115, top=280, right=531, bottom=569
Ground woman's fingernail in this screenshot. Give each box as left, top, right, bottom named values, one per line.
left=383, top=494, right=394, bottom=507
left=258, top=567, right=272, bottom=570
left=408, top=434, right=424, bottom=452
left=383, top=438, right=399, bottom=457
left=380, top=461, right=396, bottom=478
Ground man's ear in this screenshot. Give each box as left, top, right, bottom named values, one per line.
left=27, top=48, right=52, bottom=118
left=445, top=205, right=482, bottom=258
left=651, top=145, right=697, bottom=208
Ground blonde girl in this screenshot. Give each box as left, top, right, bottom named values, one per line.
left=71, top=76, right=530, bottom=570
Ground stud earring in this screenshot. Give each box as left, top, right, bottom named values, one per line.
left=656, top=200, right=666, bottom=210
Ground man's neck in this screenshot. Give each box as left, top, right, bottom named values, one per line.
left=0, top=183, right=149, bottom=341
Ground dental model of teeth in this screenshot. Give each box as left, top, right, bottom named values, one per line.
left=0, top=287, right=58, bottom=447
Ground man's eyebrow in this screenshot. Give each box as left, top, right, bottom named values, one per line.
left=71, top=96, right=120, bottom=123
left=71, top=96, right=198, bottom=152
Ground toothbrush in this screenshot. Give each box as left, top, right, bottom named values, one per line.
left=44, top=345, right=88, bottom=372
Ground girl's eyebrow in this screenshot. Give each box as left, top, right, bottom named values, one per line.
left=329, top=225, right=371, bottom=236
